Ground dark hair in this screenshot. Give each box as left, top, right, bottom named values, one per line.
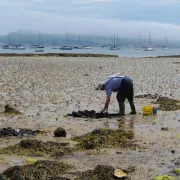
left=100, top=84, right=105, bottom=90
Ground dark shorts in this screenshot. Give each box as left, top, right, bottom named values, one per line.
left=116, top=76, right=134, bottom=103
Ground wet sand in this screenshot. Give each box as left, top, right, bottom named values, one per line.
left=0, top=56, right=180, bottom=179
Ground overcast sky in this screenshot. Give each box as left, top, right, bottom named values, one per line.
left=1, top=0, right=180, bottom=40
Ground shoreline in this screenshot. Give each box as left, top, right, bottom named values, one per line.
left=0, top=53, right=118, bottom=57
left=0, top=52, right=180, bottom=58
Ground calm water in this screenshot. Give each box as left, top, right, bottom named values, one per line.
left=0, top=46, right=180, bottom=57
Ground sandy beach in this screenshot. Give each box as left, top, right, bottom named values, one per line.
left=0, top=56, right=180, bottom=180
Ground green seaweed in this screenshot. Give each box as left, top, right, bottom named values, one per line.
left=151, top=175, right=176, bottom=180
left=1, top=160, right=72, bottom=180
left=0, top=139, right=72, bottom=157
left=72, top=128, right=135, bottom=150
left=153, top=97, right=180, bottom=111
left=173, top=168, right=180, bottom=175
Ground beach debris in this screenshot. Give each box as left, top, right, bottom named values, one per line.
left=135, top=93, right=159, bottom=99
left=54, top=127, right=66, bottom=137
left=72, top=128, right=135, bottom=150
left=4, top=104, right=21, bottom=115
left=67, top=110, right=123, bottom=118
left=114, top=169, right=127, bottom=178
left=173, top=168, right=180, bottom=175
left=0, top=139, right=72, bottom=157
left=1, top=160, right=72, bottom=180
left=153, top=97, right=180, bottom=111
left=25, top=158, right=37, bottom=164
left=161, top=127, right=169, bottom=131
left=151, top=175, right=176, bottom=180
left=0, top=127, right=42, bottom=138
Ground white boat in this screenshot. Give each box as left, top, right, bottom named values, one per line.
left=162, top=36, right=168, bottom=50
left=135, top=34, right=142, bottom=50
left=83, top=46, right=92, bottom=49
left=12, top=45, right=26, bottom=50
left=73, top=46, right=83, bottom=49
left=2, top=45, right=13, bottom=49
left=135, top=46, right=142, bottom=50
left=144, top=34, right=154, bottom=51
left=144, top=47, right=154, bottom=51
left=109, top=34, right=120, bottom=50
left=162, top=46, right=168, bottom=50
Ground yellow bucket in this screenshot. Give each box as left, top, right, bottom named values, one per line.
left=142, top=106, right=153, bottom=115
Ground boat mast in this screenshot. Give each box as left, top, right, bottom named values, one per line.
left=165, top=36, right=168, bottom=46
left=149, top=33, right=151, bottom=47
left=138, top=33, right=141, bottom=46
left=113, top=34, right=116, bottom=48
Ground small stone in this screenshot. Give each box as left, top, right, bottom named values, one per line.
left=161, top=127, right=169, bottom=131
left=171, top=150, right=175, bottom=154
left=54, top=127, right=66, bottom=137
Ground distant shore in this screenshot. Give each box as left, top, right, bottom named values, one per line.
left=0, top=53, right=118, bottom=57
left=1, top=53, right=180, bottom=58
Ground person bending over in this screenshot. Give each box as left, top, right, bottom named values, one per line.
left=95, top=74, right=136, bottom=116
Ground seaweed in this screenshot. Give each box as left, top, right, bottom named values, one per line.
left=0, top=139, right=72, bottom=157
left=3, top=104, right=21, bottom=115
left=74, top=165, right=129, bottom=180
left=153, top=97, right=180, bottom=111
left=1, top=160, right=72, bottom=180
left=72, top=128, right=135, bottom=150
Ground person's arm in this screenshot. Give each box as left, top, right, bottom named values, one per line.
left=101, top=96, right=111, bottom=113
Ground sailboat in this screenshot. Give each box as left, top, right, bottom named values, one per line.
left=74, top=36, right=83, bottom=49
left=11, top=30, right=26, bottom=50
left=135, top=34, right=142, bottom=50
left=144, top=33, right=154, bottom=51
left=60, top=30, right=72, bottom=50
left=3, top=33, right=13, bottom=49
left=162, top=36, right=168, bottom=50
left=36, top=32, right=44, bottom=48
left=109, top=34, right=120, bottom=50
left=34, top=32, right=44, bottom=52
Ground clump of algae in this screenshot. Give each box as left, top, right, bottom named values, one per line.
left=173, top=168, right=180, bottom=175
left=151, top=175, right=176, bottom=180
left=74, top=165, right=115, bottom=180
left=1, top=160, right=72, bottom=180
left=72, top=128, right=135, bottom=150
left=4, top=104, right=21, bottom=115
left=0, top=139, right=72, bottom=157
left=154, top=97, right=180, bottom=111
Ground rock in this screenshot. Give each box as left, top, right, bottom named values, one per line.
left=54, top=127, right=66, bottom=137
left=114, top=169, right=127, bottom=178
left=161, top=127, right=169, bottom=131
left=171, top=150, right=175, bottom=154
left=4, top=104, right=21, bottom=114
